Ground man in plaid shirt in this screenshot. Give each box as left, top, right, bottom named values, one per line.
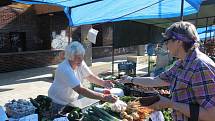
left=120, top=21, right=215, bottom=121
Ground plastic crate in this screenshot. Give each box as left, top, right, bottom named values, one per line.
left=118, top=61, right=136, bottom=77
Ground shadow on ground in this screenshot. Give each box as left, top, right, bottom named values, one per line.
left=0, top=66, right=55, bottom=86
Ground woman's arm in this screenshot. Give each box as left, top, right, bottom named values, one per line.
left=86, top=74, right=104, bottom=86
left=73, top=84, right=117, bottom=103
left=86, top=74, right=114, bottom=88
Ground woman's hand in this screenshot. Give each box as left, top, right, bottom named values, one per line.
left=148, top=95, right=173, bottom=110
left=103, top=94, right=118, bottom=103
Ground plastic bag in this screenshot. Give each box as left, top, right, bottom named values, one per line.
left=111, top=99, right=127, bottom=112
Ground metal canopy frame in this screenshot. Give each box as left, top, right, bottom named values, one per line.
left=111, top=0, right=186, bottom=75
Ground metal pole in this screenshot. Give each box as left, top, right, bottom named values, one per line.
left=112, top=23, right=115, bottom=76
left=148, top=56, right=150, bottom=76
left=214, top=17, right=215, bottom=43
left=205, top=18, right=208, bottom=42
left=180, top=0, right=184, bottom=21
left=210, top=26, right=212, bottom=41
left=195, top=13, right=198, bottom=26
left=112, top=46, right=114, bottom=75
left=68, top=26, right=71, bottom=44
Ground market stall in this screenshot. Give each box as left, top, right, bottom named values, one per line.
left=2, top=0, right=203, bottom=121
left=1, top=74, right=171, bottom=121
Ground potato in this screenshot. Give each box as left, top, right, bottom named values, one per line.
left=125, top=115, right=133, bottom=121
left=131, top=112, right=140, bottom=120
left=120, top=111, right=128, bottom=118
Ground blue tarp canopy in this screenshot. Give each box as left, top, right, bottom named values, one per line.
left=197, top=26, right=215, bottom=40
left=14, top=0, right=202, bottom=26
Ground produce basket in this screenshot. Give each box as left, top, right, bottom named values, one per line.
left=123, top=83, right=170, bottom=98
left=123, top=83, right=155, bottom=97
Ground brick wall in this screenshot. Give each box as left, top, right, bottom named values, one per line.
left=92, top=46, right=137, bottom=59
left=0, top=5, right=40, bottom=51
left=0, top=50, right=63, bottom=72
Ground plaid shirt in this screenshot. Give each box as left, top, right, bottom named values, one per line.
left=159, top=48, right=215, bottom=121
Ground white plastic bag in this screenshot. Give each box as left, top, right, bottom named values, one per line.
left=110, top=99, right=127, bottom=112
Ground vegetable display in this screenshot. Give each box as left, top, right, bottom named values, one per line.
left=67, top=107, right=83, bottom=121
left=82, top=106, right=120, bottom=121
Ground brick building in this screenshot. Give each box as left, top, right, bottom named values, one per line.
left=0, top=4, right=70, bottom=72
left=0, top=3, right=138, bottom=72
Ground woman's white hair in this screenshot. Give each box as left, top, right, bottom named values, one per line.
left=64, top=41, right=85, bottom=60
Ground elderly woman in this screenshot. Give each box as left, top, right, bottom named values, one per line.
left=48, top=41, right=117, bottom=117
left=120, top=21, right=215, bottom=121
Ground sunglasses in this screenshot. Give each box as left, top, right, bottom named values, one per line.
left=163, top=38, right=172, bottom=42
left=163, top=38, right=171, bottom=45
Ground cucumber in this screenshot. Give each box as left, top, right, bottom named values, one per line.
left=72, top=111, right=79, bottom=119
left=91, top=106, right=119, bottom=121
left=84, top=107, right=112, bottom=121
left=83, top=113, right=98, bottom=121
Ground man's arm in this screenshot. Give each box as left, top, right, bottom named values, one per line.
left=129, top=76, right=170, bottom=87
left=150, top=96, right=215, bottom=121
left=171, top=102, right=215, bottom=121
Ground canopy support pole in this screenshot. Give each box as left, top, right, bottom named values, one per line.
left=68, top=26, right=72, bottom=44
left=112, top=23, right=115, bottom=76
left=205, top=18, right=208, bottom=42
left=195, top=13, right=198, bottom=26
left=180, top=0, right=184, bottom=21
left=213, top=17, right=215, bottom=42
left=112, top=46, right=114, bottom=76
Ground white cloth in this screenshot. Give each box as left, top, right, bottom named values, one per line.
left=0, top=106, right=8, bottom=121
left=48, top=59, right=93, bottom=106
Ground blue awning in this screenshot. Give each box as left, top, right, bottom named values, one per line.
left=197, top=26, right=215, bottom=34
left=199, top=32, right=215, bottom=40
left=197, top=26, right=215, bottom=40
left=13, top=0, right=202, bottom=26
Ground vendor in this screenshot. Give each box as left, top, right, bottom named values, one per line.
left=120, top=21, right=215, bottom=121
left=48, top=41, right=117, bottom=116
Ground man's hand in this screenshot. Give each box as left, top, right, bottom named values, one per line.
left=148, top=95, right=173, bottom=110
left=118, top=75, right=133, bottom=84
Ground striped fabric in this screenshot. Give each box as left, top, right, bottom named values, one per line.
left=159, top=48, right=215, bottom=121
